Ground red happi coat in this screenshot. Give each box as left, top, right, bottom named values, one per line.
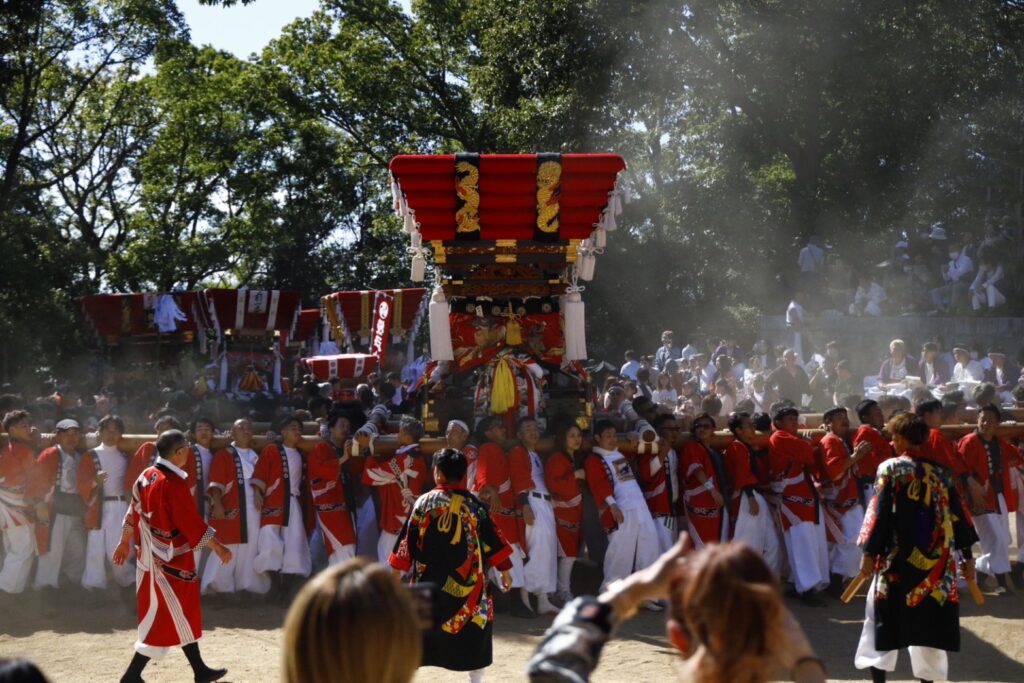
left=362, top=449, right=427, bottom=534
left=472, top=442, right=519, bottom=545
left=307, top=441, right=361, bottom=553
left=957, top=432, right=1022, bottom=514
left=77, top=447, right=129, bottom=530
left=462, top=443, right=479, bottom=491
left=182, top=445, right=208, bottom=519
left=251, top=443, right=313, bottom=532
left=723, top=440, right=759, bottom=522
left=767, top=430, right=821, bottom=530
left=207, top=447, right=250, bottom=545
left=819, top=432, right=860, bottom=543
left=544, top=451, right=583, bottom=557
left=0, top=441, right=35, bottom=531
left=127, top=461, right=213, bottom=649
left=922, top=428, right=962, bottom=475
left=126, top=442, right=157, bottom=496
left=636, top=450, right=674, bottom=518
left=27, top=446, right=70, bottom=554
left=852, top=425, right=893, bottom=479
left=679, top=440, right=725, bottom=543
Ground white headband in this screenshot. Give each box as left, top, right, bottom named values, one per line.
left=446, top=419, right=469, bottom=434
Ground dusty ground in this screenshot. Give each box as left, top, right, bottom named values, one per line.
left=1, top=568, right=1022, bottom=683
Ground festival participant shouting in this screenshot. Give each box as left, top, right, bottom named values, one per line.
left=679, top=413, right=728, bottom=547
left=306, top=408, right=364, bottom=567
left=768, top=405, right=830, bottom=606
left=854, top=413, right=978, bottom=683
left=472, top=416, right=529, bottom=617
left=202, top=418, right=271, bottom=596
left=29, top=418, right=87, bottom=593
left=0, top=410, right=38, bottom=596
left=113, top=429, right=232, bottom=683
left=544, top=422, right=586, bottom=603
left=78, top=414, right=136, bottom=595
left=390, top=448, right=514, bottom=683
left=508, top=417, right=559, bottom=616
left=818, top=407, right=871, bottom=587
left=635, top=414, right=681, bottom=554
left=957, top=404, right=1022, bottom=594
left=724, top=411, right=781, bottom=570
left=361, top=416, right=427, bottom=565
left=584, top=419, right=660, bottom=609
left=251, top=416, right=313, bottom=601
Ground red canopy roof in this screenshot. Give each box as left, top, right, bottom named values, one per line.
left=321, top=288, right=427, bottom=345
left=79, top=292, right=205, bottom=342
left=389, top=153, right=625, bottom=241
left=293, top=309, right=322, bottom=343
left=202, top=288, right=301, bottom=335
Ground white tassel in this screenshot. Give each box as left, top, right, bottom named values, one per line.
left=635, top=419, right=658, bottom=454
left=594, top=227, right=607, bottom=249
left=403, top=208, right=416, bottom=234
left=578, top=250, right=596, bottom=281
left=563, top=288, right=587, bottom=360
left=603, top=209, right=617, bottom=231
left=429, top=286, right=454, bottom=361
left=411, top=252, right=426, bottom=282
left=391, top=177, right=401, bottom=214
left=411, top=232, right=422, bottom=249
left=611, top=192, right=623, bottom=216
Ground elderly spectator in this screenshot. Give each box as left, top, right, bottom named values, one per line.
left=878, top=339, right=917, bottom=384
left=917, top=342, right=951, bottom=387
left=969, top=249, right=1006, bottom=312
left=949, top=346, right=985, bottom=385
left=744, top=373, right=778, bottom=414
left=849, top=274, right=887, bottom=316
left=654, top=331, right=680, bottom=372
left=930, top=242, right=974, bottom=313
left=984, top=350, right=1020, bottom=404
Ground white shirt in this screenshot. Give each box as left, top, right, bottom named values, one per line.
left=528, top=450, right=549, bottom=495
left=231, top=443, right=259, bottom=480
left=593, top=447, right=646, bottom=512
left=786, top=301, right=805, bottom=326
left=195, top=444, right=213, bottom=490
left=56, top=446, right=80, bottom=493
left=94, top=443, right=127, bottom=497
left=952, top=360, right=984, bottom=383
left=284, top=446, right=303, bottom=496
left=652, top=388, right=678, bottom=407
left=946, top=251, right=974, bottom=282
left=923, top=362, right=935, bottom=386
left=620, top=360, right=640, bottom=380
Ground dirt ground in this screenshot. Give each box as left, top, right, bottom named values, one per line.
left=1, top=565, right=1022, bottom=683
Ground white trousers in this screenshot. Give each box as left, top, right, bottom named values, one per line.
left=855, top=577, right=948, bottom=680
left=0, top=524, right=34, bottom=594
left=35, top=513, right=87, bottom=589
left=732, top=492, right=782, bottom=575
left=829, top=504, right=865, bottom=579
left=491, top=543, right=526, bottom=588
left=975, top=494, right=1012, bottom=576
left=202, top=498, right=270, bottom=594
left=783, top=518, right=829, bottom=594
left=971, top=284, right=1005, bottom=310
left=82, top=501, right=135, bottom=590
left=328, top=544, right=356, bottom=567
left=652, top=515, right=678, bottom=555
left=523, top=495, right=558, bottom=594
left=602, top=507, right=659, bottom=589
left=253, top=498, right=312, bottom=576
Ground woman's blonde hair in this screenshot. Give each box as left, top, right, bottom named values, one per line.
left=672, top=544, right=784, bottom=683
left=282, top=558, right=421, bottom=683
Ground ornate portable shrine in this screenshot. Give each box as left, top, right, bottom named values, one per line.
left=388, top=152, right=629, bottom=433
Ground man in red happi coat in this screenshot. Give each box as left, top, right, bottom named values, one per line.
left=307, top=409, right=365, bottom=567
left=113, top=429, right=232, bottom=683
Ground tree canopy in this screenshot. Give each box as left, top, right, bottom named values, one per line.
left=2, top=0, right=1023, bottom=380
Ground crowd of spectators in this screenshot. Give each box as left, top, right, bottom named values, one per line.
left=796, top=216, right=1022, bottom=317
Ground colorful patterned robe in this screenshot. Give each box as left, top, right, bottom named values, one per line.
left=389, top=484, right=513, bottom=672
left=859, top=454, right=978, bottom=651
